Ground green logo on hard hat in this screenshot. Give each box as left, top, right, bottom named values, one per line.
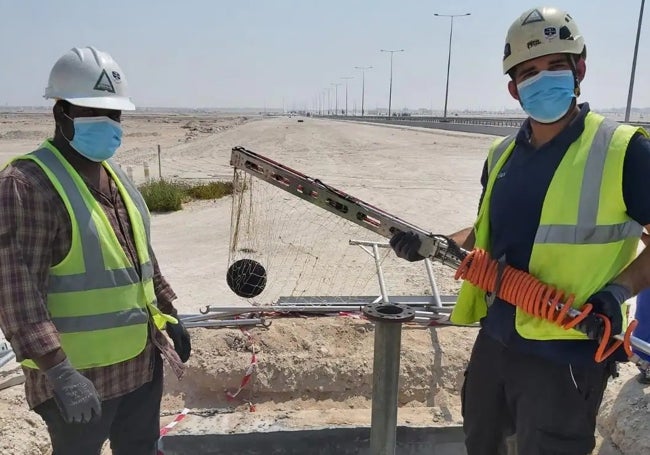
left=93, top=69, right=116, bottom=93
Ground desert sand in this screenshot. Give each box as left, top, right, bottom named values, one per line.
left=0, top=112, right=648, bottom=454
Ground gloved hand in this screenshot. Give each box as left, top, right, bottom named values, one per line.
left=166, top=320, right=191, bottom=363
left=584, top=283, right=632, bottom=339
left=389, top=231, right=425, bottom=262
left=44, top=358, right=101, bottom=424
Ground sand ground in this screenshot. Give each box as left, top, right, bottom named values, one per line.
left=0, top=112, right=648, bottom=454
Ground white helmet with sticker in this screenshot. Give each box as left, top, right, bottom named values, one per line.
left=44, top=46, right=135, bottom=111
left=502, top=7, right=585, bottom=75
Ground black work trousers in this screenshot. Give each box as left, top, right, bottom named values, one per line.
left=461, top=330, right=611, bottom=455
left=34, top=353, right=163, bottom=455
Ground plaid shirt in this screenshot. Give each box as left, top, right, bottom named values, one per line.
left=0, top=142, right=184, bottom=409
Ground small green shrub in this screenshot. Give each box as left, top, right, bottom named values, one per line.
left=185, top=181, right=234, bottom=200
left=138, top=179, right=234, bottom=212
left=139, top=179, right=184, bottom=212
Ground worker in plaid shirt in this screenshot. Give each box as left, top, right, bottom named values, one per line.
left=0, top=46, right=190, bottom=455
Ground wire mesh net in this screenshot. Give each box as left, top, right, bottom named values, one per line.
left=227, top=168, right=436, bottom=305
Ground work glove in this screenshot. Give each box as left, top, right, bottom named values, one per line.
left=44, top=358, right=101, bottom=424
left=583, top=283, right=632, bottom=340
left=390, top=231, right=425, bottom=262
left=166, top=320, right=191, bottom=363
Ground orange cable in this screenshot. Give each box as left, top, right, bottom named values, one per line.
left=455, top=248, right=633, bottom=363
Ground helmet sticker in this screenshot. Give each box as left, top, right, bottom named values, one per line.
left=544, top=26, right=558, bottom=40
left=94, top=69, right=116, bottom=93
left=527, top=39, right=541, bottom=49
left=522, top=9, right=544, bottom=25
left=111, top=71, right=122, bottom=83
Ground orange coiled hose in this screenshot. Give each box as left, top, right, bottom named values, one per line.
left=454, top=248, right=637, bottom=362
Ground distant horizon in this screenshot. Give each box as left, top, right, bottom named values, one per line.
left=2, top=105, right=650, bottom=115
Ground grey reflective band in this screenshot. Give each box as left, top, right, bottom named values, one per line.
left=108, top=159, right=151, bottom=238
left=534, top=119, right=642, bottom=245
left=535, top=223, right=641, bottom=244
left=488, top=135, right=516, bottom=175
left=31, top=149, right=152, bottom=291
left=106, top=160, right=154, bottom=281
left=51, top=307, right=149, bottom=333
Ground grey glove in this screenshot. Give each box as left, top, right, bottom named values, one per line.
left=45, top=358, right=101, bottom=424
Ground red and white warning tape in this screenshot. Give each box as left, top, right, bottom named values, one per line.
left=157, top=408, right=189, bottom=454
left=226, top=327, right=257, bottom=411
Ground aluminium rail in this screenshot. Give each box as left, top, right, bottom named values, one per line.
left=317, top=114, right=650, bottom=130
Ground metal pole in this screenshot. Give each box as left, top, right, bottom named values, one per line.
left=388, top=52, right=393, bottom=118
left=331, top=83, right=341, bottom=115
left=625, top=0, right=646, bottom=122
left=355, top=66, right=372, bottom=117
left=424, top=258, right=443, bottom=308
left=372, top=243, right=390, bottom=303
left=443, top=17, right=454, bottom=119
left=380, top=50, right=404, bottom=118
left=335, top=85, right=338, bottom=114
left=361, top=241, right=415, bottom=455
left=362, top=71, right=365, bottom=116
left=341, top=77, right=353, bottom=116
left=157, top=144, right=162, bottom=179
left=370, top=319, right=401, bottom=455
left=435, top=13, right=470, bottom=120
left=327, top=88, right=331, bottom=115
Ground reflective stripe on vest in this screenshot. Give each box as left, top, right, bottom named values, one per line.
left=487, top=134, right=515, bottom=175
left=534, top=119, right=642, bottom=245
left=51, top=307, right=148, bottom=333
left=31, top=149, right=154, bottom=294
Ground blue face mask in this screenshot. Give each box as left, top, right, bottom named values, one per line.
left=66, top=116, right=123, bottom=162
left=516, top=70, right=576, bottom=124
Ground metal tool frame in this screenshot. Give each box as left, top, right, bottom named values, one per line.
left=230, top=146, right=468, bottom=268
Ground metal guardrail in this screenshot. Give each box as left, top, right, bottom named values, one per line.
left=317, top=114, right=650, bottom=130
left=0, top=341, right=15, bottom=369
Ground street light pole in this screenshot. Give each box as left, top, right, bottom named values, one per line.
left=331, top=83, right=342, bottom=115
left=341, top=76, right=353, bottom=116
left=625, top=0, right=646, bottom=122
left=434, top=12, right=470, bottom=119
left=355, top=66, right=373, bottom=116
left=326, top=88, right=332, bottom=115
left=380, top=49, right=404, bottom=117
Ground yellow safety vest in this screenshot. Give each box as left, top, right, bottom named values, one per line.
left=16, top=142, right=176, bottom=369
left=451, top=112, right=646, bottom=340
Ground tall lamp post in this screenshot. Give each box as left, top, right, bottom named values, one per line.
left=434, top=12, right=471, bottom=119
left=625, top=0, right=646, bottom=122
left=331, top=83, right=342, bottom=115
left=380, top=49, right=404, bottom=117
left=355, top=66, right=373, bottom=116
left=341, top=76, right=353, bottom=116
left=326, top=87, right=332, bottom=115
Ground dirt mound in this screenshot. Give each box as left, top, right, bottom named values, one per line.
left=162, top=317, right=476, bottom=424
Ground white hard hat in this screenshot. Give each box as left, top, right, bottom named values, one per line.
left=502, top=7, right=585, bottom=75
left=44, top=46, right=135, bottom=111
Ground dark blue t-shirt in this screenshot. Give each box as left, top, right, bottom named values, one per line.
left=479, top=103, right=650, bottom=366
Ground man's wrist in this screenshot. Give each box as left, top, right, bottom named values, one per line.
left=34, top=348, right=67, bottom=371
left=606, top=282, right=633, bottom=304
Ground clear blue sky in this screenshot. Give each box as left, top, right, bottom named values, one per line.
left=0, top=0, right=647, bottom=111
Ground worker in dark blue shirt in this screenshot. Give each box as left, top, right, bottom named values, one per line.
left=391, top=6, right=650, bottom=455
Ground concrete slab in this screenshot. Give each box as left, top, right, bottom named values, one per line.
left=161, top=425, right=467, bottom=455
